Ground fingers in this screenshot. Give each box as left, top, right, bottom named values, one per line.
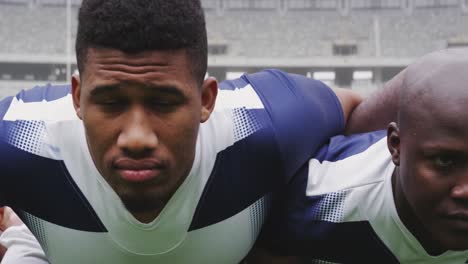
left=0, top=243, right=6, bottom=261
left=0, top=207, right=23, bottom=232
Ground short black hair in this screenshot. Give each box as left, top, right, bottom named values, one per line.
left=76, top=0, right=207, bottom=84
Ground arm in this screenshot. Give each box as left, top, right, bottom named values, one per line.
left=331, top=87, right=363, bottom=127
left=0, top=207, right=49, bottom=264
left=344, top=68, right=405, bottom=134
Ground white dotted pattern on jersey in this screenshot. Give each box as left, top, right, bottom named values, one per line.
left=309, top=190, right=349, bottom=222
left=5, top=120, right=46, bottom=156
left=248, top=194, right=271, bottom=243
left=232, top=107, right=264, bottom=142
left=18, top=210, right=49, bottom=255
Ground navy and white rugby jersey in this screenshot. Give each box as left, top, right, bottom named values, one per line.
left=0, top=69, right=344, bottom=264
left=263, top=131, right=468, bottom=264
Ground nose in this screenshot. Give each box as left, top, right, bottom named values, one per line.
left=451, top=178, right=468, bottom=200
left=117, top=106, right=158, bottom=156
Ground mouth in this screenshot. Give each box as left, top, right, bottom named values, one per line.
left=441, top=213, right=468, bottom=230
left=113, top=158, right=166, bottom=183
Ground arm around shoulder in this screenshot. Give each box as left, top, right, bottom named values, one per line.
left=0, top=225, right=49, bottom=264
left=331, top=87, right=363, bottom=128
left=344, top=68, right=404, bottom=134
left=0, top=207, right=49, bottom=264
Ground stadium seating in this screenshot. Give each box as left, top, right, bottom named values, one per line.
left=0, top=4, right=75, bottom=54
left=0, top=0, right=466, bottom=93
left=0, top=2, right=464, bottom=58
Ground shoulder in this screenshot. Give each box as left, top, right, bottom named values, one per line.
left=218, top=69, right=334, bottom=101
left=216, top=69, right=345, bottom=182
left=260, top=132, right=398, bottom=263
left=314, top=130, right=388, bottom=163
left=0, top=84, right=75, bottom=122
left=306, top=130, right=391, bottom=195
left=219, top=69, right=335, bottom=103
left=14, top=83, right=70, bottom=103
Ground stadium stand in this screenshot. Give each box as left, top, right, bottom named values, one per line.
left=0, top=0, right=467, bottom=96
left=379, top=8, right=468, bottom=57
left=0, top=4, right=70, bottom=54
left=206, top=10, right=375, bottom=58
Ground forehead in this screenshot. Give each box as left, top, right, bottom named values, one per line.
left=81, top=47, right=196, bottom=89
left=402, top=108, right=468, bottom=156
left=403, top=80, right=468, bottom=146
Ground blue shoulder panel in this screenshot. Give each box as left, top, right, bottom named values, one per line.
left=0, top=120, right=106, bottom=232
left=218, top=76, right=249, bottom=91
left=0, top=96, right=14, bottom=120
left=15, top=83, right=71, bottom=103
left=0, top=83, right=71, bottom=120
left=244, top=69, right=344, bottom=181
left=314, top=130, right=387, bottom=162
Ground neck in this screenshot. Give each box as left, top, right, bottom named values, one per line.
left=122, top=197, right=169, bottom=224
left=391, top=169, right=446, bottom=256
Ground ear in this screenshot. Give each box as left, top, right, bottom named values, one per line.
left=71, top=74, right=83, bottom=120
left=200, top=77, right=218, bottom=123
left=387, top=122, right=401, bottom=166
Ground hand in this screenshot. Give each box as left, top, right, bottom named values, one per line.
left=0, top=243, right=6, bottom=261
left=0, top=207, right=23, bottom=232
left=0, top=207, right=24, bottom=261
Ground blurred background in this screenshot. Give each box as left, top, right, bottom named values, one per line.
left=0, top=0, right=467, bottom=97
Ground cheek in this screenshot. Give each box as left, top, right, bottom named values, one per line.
left=82, top=114, right=117, bottom=167
left=400, top=160, right=448, bottom=216
left=169, top=120, right=199, bottom=151
left=162, top=112, right=200, bottom=160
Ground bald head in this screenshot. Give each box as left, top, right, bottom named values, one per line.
left=399, top=48, right=468, bottom=131
left=389, top=48, right=468, bottom=253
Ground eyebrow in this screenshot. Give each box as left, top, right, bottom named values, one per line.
left=90, top=84, right=186, bottom=98
left=90, top=84, right=121, bottom=97
left=421, top=143, right=468, bottom=154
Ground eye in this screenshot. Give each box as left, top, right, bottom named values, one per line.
left=429, top=152, right=464, bottom=172
left=97, top=99, right=123, bottom=108
left=433, top=155, right=455, bottom=168
left=94, top=98, right=128, bottom=113
left=152, top=100, right=173, bottom=106
left=100, top=100, right=119, bottom=105
left=145, top=97, right=184, bottom=113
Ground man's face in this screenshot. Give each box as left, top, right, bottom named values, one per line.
left=389, top=95, right=468, bottom=254
left=72, top=48, right=217, bottom=222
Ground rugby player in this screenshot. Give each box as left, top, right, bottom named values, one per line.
left=0, top=0, right=366, bottom=262
left=255, top=48, right=468, bottom=263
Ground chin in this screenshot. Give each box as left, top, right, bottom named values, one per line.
left=437, top=235, right=468, bottom=252
left=445, top=243, right=468, bottom=252
left=118, top=188, right=167, bottom=213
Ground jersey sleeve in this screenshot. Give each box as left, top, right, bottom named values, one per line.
left=0, top=84, right=73, bottom=207
left=244, top=69, right=345, bottom=182
left=0, top=83, right=71, bottom=121
left=0, top=84, right=73, bottom=122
